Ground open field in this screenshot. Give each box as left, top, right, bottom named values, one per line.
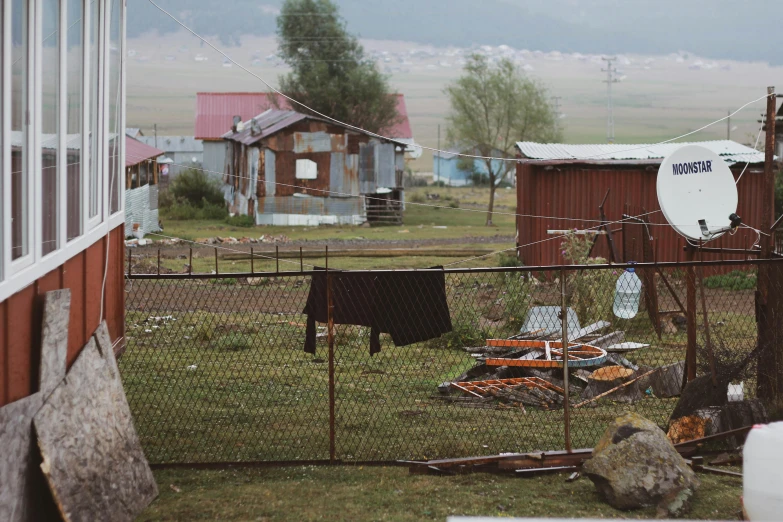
left=126, top=33, right=783, bottom=172
left=139, top=466, right=743, bottom=521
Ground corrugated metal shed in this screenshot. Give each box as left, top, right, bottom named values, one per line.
left=195, top=92, right=414, bottom=141
left=137, top=136, right=203, bottom=153
left=517, top=140, right=766, bottom=164
left=515, top=145, right=768, bottom=268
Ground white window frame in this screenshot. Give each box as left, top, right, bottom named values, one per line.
left=0, top=0, right=125, bottom=303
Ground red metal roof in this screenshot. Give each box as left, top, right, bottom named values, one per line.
left=195, top=92, right=413, bottom=141
left=125, top=135, right=164, bottom=167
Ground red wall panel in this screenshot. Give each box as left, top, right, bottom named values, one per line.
left=0, top=225, right=125, bottom=407
left=516, top=163, right=766, bottom=269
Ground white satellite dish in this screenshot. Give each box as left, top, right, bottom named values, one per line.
left=657, top=145, right=739, bottom=241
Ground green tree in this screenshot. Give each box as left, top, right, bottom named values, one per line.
left=445, top=54, right=562, bottom=225
left=275, top=0, right=399, bottom=134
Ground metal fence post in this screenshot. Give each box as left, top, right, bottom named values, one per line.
left=560, top=267, right=571, bottom=452
left=326, top=248, right=336, bottom=463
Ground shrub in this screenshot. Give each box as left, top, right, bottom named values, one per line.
left=448, top=199, right=460, bottom=209
left=166, top=168, right=225, bottom=208
left=560, top=231, right=615, bottom=324
left=225, top=214, right=256, bottom=227
left=703, top=270, right=757, bottom=291
left=497, top=252, right=523, bottom=268
left=163, top=199, right=227, bottom=220
left=409, top=192, right=425, bottom=204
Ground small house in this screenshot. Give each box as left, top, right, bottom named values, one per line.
left=515, top=140, right=768, bottom=266
left=433, top=146, right=514, bottom=186
left=222, top=109, right=406, bottom=226
left=125, top=135, right=164, bottom=237
left=196, top=92, right=416, bottom=180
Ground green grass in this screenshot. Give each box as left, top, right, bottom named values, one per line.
left=119, top=272, right=763, bottom=465
left=156, top=190, right=516, bottom=244
left=139, top=466, right=743, bottom=521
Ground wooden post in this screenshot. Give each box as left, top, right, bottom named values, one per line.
left=560, top=267, right=571, bottom=452
left=698, top=266, right=718, bottom=387
left=685, top=245, right=698, bottom=382
left=758, top=86, right=780, bottom=401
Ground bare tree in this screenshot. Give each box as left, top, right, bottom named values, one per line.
left=445, top=55, right=562, bottom=225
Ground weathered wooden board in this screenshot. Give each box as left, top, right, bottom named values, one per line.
left=0, top=393, right=43, bottom=522
left=34, top=339, right=157, bottom=522
left=39, top=289, right=71, bottom=399
left=92, top=320, right=119, bottom=380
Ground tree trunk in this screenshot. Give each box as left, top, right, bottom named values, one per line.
left=757, top=262, right=783, bottom=409
left=486, top=172, right=496, bottom=226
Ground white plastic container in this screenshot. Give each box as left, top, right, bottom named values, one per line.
left=613, top=267, right=642, bottom=319
left=743, top=422, right=783, bottom=521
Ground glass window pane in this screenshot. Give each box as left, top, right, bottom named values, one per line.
left=66, top=0, right=83, bottom=241
left=88, top=0, right=99, bottom=219
left=42, top=0, right=59, bottom=255
left=11, top=0, right=28, bottom=260
left=108, top=0, right=121, bottom=214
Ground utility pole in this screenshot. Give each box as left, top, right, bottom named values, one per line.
left=436, top=124, right=440, bottom=184
left=154, top=123, right=158, bottom=149
left=552, top=96, right=562, bottom=118
left=727, top=109, right=731, bottom=140
left=602, top=57, right=619, bottom=143
left=757, top=86, right=779, bottom=402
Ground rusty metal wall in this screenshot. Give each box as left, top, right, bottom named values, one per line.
left=256, top=196, right=364, bottom=225
left=516, top=163, right=767, bottom=267
left=376, top=142, right=396, bottom=189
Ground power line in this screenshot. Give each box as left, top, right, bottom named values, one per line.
left=146, top=0, right=773, bottom=165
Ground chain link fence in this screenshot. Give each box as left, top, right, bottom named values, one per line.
left=119, top=256, right=778, bottom=465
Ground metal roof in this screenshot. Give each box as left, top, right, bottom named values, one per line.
left=126, top=135, right=165, bottom=167
left=516, top=140, right=766, bottom=165
left=137, top=135, right=203, bottom=153
left=223, top=109, right=408, bottom=148
left=195, top=92, right=413, bottom=141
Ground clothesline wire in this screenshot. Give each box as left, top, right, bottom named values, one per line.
left=146, top=0, right=774, bottom=165
left=443, top=210, right=661, bottom=267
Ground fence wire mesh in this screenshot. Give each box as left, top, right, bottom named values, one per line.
left=120, top=257, right=778, bottom=465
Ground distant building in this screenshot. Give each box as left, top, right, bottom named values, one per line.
left=222, top=109, right=406, bottom=226
left=515, top=140, right=767, bottom=267
left=125, top=127, right=144, bottom=139
left=125, top=136, right=164, bottom=237
left=136, top=135, right=204, bottom=184
left=433, top=146, right=514, bottom=186
left=196, top=92, right=416, bottom=181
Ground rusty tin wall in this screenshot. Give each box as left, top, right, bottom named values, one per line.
left=516, top=162, right=767, bottom=267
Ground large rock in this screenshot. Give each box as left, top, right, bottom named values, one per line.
left=583, top=412, right=700, bottom=517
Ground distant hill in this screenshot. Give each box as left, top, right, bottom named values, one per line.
left=130, top=0, right=782, bottom=65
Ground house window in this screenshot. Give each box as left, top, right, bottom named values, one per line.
left=1, top=0, right=125, bottom=301
left=66, top=0, right=83, bottom=241
left=107, top=0, right=121, bottom=215
left=295, top=158, right=317, bottom=180
left=88, top=0, right=99, bottom=220
left=11, top=0, right=29, bottom=261
left=41, top=0, right=60, bottom=256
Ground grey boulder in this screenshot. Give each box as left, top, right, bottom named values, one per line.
left=583, top=412, right=699, bottom=517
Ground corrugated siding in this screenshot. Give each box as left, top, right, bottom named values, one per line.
left=376, top=142, right=396, bottom=188
left=265, top=149, right=277, bottom=196
left=293, top=131, right=334, bottom=153
left=0, top=226, right=125, bottom=407
left=202, top=141, right=227, bottom=181
left=125, top=184, right=161, bottom=237
left=515, top=163, right=767, bottom=267
left=257, top=196, right=364, bottom=225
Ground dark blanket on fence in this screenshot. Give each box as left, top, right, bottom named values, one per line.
left=302, top=268, right=453, bottom=355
